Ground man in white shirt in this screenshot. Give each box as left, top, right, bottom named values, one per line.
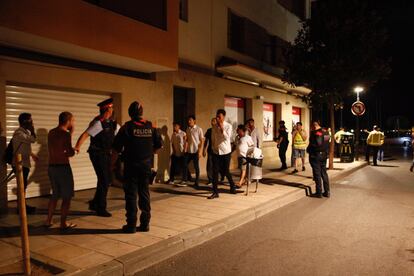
left=236, top=125, right=254, bottom=188
left=12, top=113, right=38, bottom=214
left=168, top=122, right=186, bottom=185
left=183, top=115, right=204, bottom=188
left=246, top=118, right=262, bottom=148
left=209, top=109, right=237, bottom=199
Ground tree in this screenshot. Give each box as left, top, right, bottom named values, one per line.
left=284, top=0, right=391, bottom=169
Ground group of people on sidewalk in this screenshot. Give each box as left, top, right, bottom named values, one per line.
left=166, top=115, right=332, bottom=199
left=6, top=97, right=333, bottom=234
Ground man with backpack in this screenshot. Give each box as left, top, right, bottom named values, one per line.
left=9, top=113, right=38, bottom=213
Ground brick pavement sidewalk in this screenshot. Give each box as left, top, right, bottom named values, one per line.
left=0, top=160, right=366, bottom=275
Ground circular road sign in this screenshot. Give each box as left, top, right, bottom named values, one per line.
left=351, top=101, right=366, bottom=116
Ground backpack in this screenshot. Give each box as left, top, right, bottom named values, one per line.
left=4, top=139, right=13, bottom=165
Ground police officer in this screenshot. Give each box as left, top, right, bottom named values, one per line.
left=112, top=101, right=162, bottom=233
left=307, top=120, right=331, bottom=198
left=75, top=98, right=117, bottom=217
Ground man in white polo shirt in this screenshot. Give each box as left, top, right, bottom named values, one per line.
left=167, top=122, right=186, bottom=185
left=209, top=109, right=237, bottom=199
left=183, top=115, right=204, bottom=188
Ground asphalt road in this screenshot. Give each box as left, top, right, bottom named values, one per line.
left=139, top=150, right=414, bottom=276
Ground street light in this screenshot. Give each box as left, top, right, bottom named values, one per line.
left=353, top=86, right=364, bottom=161
left=354, top=86, right=364, bottom=101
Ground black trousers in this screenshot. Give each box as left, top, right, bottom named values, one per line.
left=279, top=145, right=288, bottom=168
left=89, top=151, right=112, bottom=212
left=124, top=161, right=151, bottom=227
left=13, top=166, right=30, bottom=190
left=309, top=152, right=330, bottom=195
left=366, top=145, right=379, bottom=165
left=207, top=152, right=214, bottom=182
left=212, top=153, right=235, bottom=194
left=184, top=153, right=200, bottom=184
left=169, top=155, right=185, bottom=181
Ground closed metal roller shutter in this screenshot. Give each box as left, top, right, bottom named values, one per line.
left=5, top=84, right=109, bottom=200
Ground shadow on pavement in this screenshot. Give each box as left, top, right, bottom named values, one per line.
left=0, top=225, right=123, bottom=238
left=260, top=178, right=312, bottom=196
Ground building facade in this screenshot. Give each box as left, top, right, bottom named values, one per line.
left=0, top=0, right=311, bottom=206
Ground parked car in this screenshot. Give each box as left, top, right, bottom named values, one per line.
left=384, top=130, right=412, bottom=147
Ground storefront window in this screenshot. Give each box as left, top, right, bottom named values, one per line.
left=263, top=103, right=274, bottom=141
left=224, top=97, right=245, bottom=141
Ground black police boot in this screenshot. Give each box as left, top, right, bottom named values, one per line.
left=322, top=192, right=331, bottom=198
left=26, top=205, right=36, bottom=214
left=137, top=224, right=150, bottom=232
left=230, top=187, right=237, bottom=194
left=96, top=210, right=112, bottom=217
left=122, top=224, right=137, bottom=234
left=88, top=200, right=97, bottom=212
left=310, top=193, right=323, bottom=198
left=207, top=193, right=219, bottom=199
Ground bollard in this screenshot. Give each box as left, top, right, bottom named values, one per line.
left=16, top=154, right=31, bottom=276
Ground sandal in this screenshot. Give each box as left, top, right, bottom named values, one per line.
left=60, top=223, right=77, bottom=230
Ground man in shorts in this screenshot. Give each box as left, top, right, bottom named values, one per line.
left=292, top=122, right=307, bottom=173
left=45, top=112, right=76, bottom=229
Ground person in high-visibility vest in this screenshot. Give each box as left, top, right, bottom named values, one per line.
left=366, top=125, right=385, bottom=166
left=292, top=122, right=308, bottom=173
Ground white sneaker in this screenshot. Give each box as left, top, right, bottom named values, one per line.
left=175, top=181, right=188, bottom=187
left=167, top=181, right=174, bottom=185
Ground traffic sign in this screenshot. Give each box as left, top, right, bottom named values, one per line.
left=351, top=101, right=366, bottom=116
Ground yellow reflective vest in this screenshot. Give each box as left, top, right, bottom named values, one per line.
left=293, top=130, right=307, bottom=150
left=367, top=130, right=384, bottom=146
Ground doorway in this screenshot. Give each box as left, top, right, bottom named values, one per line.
left=173, top=86, right=195, bottom=130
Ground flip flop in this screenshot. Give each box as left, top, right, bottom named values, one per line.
left=60, top=223, right=77, bottom=230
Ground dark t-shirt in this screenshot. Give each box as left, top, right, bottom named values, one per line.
left=204, top=128, right=213, bottom=154
left=308, top=128, right=330, bottom=154
left=48, top=127, right=75, bottom=165
left=112, top=119, right=162, bottom=163
left=277, top=128, right=289, bottom=147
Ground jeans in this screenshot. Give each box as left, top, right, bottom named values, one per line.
left=89, top=151, right=112, bottom=212
left=184, top=153, right=200, bottom=184
left=367, top=146, right=380, bottom=165
left=124, top=161, right=151, bottom=227
left=212, top=153, right=235, bottom=194
left=309, top=152, right=330, bottom=195
left=169, top=155, right=185, bottom=181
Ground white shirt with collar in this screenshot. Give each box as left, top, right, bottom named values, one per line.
left=212, top=121, right=232, bottom=155
left=249, top=127, right=262, bottom=148
left=171, top=129, right=186, bottom=156
left=186, top=125, right=204, bottom=154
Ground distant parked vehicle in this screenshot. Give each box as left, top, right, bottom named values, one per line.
left=384, top=130, right=412, bottom=147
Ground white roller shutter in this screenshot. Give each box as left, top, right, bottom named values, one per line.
left=5, top=84, right=109, bottom=200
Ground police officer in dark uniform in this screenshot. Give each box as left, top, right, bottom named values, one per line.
left=307, top=120, right=331, bottom=198
left=112, top=101, right=162, bottom=233
left=75, top=98, right=117, bottom=217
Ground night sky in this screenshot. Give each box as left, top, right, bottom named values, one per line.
left=362, top=0, right=412, bottom=129
left=317, top=0, right=413, bottom=130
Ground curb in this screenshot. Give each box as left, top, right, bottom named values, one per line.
left=64, top=162, right=366, bottom=275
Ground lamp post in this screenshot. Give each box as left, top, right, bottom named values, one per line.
left=354, top=86, right=364, bottom=160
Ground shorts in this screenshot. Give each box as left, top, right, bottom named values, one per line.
left=293, top=149, right=306, bottom=159
left=238, top=157, right=247, bottom=171
left=48, top=165, right=74, bottom=200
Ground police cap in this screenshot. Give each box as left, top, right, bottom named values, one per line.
left=97, top=98, right=114, bottom=110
